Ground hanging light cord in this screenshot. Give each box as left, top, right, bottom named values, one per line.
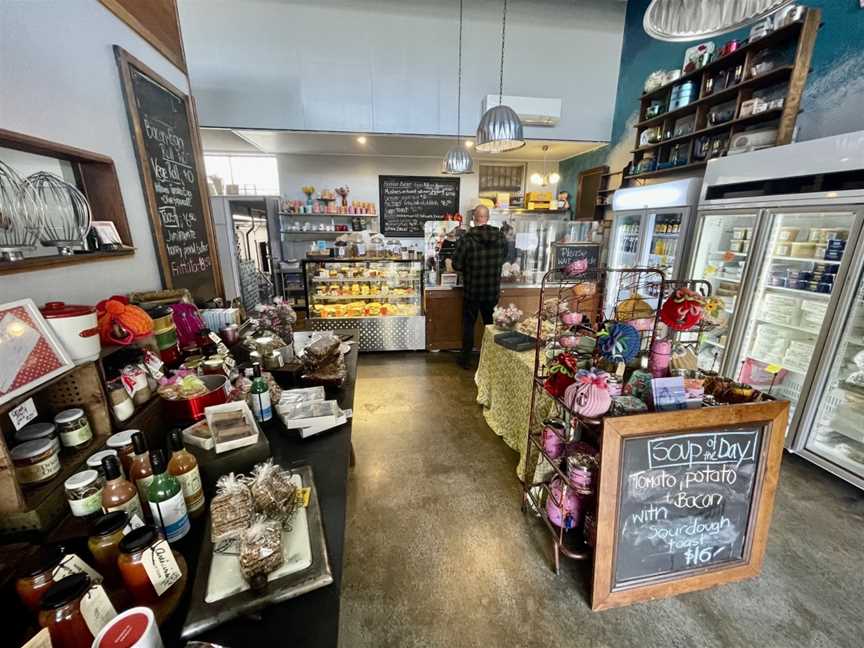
left=498, top=0, right=507, bottom=104
left=456, top=0, right=463, bottom=145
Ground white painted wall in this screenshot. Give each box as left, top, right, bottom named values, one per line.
left=0, top=0, right=189, bottom=304
left=178, top=0, right=626, bottom=142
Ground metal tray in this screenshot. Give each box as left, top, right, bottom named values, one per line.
left=180, top=464, right=333, bottom=639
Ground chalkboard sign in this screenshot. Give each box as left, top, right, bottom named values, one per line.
left=115, top=47, right=223, bottom=303
left=379, top=175, right=460, bottom=237
left=552, top=242, right=601, bottom=273
left=615, top=428, right=762, bottom=585
left=591, top=402, right=788, bottom=610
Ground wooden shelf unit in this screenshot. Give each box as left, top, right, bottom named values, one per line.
left=627, top=8, right=820, bottom=182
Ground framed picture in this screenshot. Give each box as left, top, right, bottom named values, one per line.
left=0, top=299, right=74, bottom=408
left=91, top=221, right=123, bottom=247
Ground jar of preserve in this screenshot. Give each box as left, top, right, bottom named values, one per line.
left=106, top=430, right=137, bottom=476
left=202, top=357, right=225, bottom=376
left=53, top=409, right=93, bottom=450
left=119, top=526, right=180, bottom=604
left=38, top=573, right=95, bottom=648
left=64, top=470, right=104, bottom=518
left=87, top=449, right=123, bottom=479
left=88, top=511, right=128, bottom=585
left=16, top=545, right=64, bottom=614
left=147, top=305, right=174, bottom=331
left=11, top=438, right=61, bottom=485
left=15, top=422, right=61, bottom=454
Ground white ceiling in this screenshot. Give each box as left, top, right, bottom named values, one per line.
left=200, top=128, right=604, bottom=162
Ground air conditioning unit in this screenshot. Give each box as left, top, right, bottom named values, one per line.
left=482, top=95, right=562, bottom=126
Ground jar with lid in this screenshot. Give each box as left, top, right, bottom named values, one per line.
left=16, top=545, right=64, bottom=615
left=11, top=438, right=61, bottom=486
left=64, top=470, right=104, bottom=518
left=106, top=430, right=137, bottom=476
left=38, top=573, right=95, bottom=648
left=88, top=511, right=128, bottom=585
left=118, top=526, right=184, bottom=604
left=87, top=448, right=122, bottom=479
left=15, top=422, right=60, bottom=454
left=53, top=408, right=93, bottom=450
left=202, top=357, right=225, bottom=376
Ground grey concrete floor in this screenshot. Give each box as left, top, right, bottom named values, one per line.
left=339, top=352, right=864, bottom=648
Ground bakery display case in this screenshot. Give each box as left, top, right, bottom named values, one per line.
left=302, top=259, right=425, bottom=351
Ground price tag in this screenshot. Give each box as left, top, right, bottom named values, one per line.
left=80, top=584, right=117, bottom=636
left=123, top=513, right=146, bottom=535
left=224, top=356, right=237, bottom=370
left=296, top=487, right=311, bottom=508
left=142, top=539, right=182, bottom=596
left=52, top=554, right=103, bottom=585
left=208, top=331, right=223, bottom=345
left=21, top=627, right=51, bottom=648
left=9, top=398, right=38, bottom=431
left=764, top=363, right=783, bottom=374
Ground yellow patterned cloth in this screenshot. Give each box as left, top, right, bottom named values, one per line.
left=475, top=326, right=554, bottom=480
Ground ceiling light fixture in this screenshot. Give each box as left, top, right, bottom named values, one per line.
left=464, top=140, right=474, bottom=149
left=475, top=0, right=524, bottom=153
left=356, top=136, right=367, bottom=144
left=443, top=0, right=474, bottom=175
left=531, top=145, right=560, bottom=187
left=644, top=0, right=794, bottom=42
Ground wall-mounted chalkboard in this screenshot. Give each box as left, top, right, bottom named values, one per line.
left=552, top=242, right=601, bottom=273
left=614, top=428, right=762, bottom=585
left=379, top=175, right=460, bottom=237
left=115, top=46, right=223, bottom=303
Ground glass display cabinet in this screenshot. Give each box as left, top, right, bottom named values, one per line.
left=302, top=259, right=425, bottom=351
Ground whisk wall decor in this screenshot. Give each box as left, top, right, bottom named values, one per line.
left=28, top=172, right=92, bottom=256
left=0, top=161, right=43, bottom=262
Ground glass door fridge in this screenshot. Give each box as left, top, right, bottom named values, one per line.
left=688, top=211, right=763, bottom=373
left=726, top=209, right=860, bottom=425
left=791, top=225, right=864, bottom=487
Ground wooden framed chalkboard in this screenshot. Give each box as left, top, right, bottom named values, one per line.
left=551, top=242, right=601, bottom=273
left=379, top=175, right=460, bottom=237
left=591, top=400, right=788, bottom=610
left=115, top=46, right=223, bottom=303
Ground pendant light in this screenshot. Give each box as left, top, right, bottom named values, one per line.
left=644, top=0, right=794, bottom=42
left=443, top=0, right=474, bottom=174
left=475, top=0, right=525, bottom=153
left=530, top=145, right=560, bottom=187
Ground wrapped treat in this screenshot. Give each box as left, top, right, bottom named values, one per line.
left=210, top=473, right=254, bottom=542
left=239, top=516, right=283, bottom=590
left=302, top=356, right=347, bottom=387
left=229, top=370, right=282, bottom=404
left=250, top=460, right=298, bottom=524
left=304, top=333, right=342, bottom=366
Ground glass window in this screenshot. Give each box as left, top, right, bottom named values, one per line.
left=204, top=154, right=279, bottom=195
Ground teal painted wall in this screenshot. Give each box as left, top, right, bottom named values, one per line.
left=561, top=1, right=864, bottom=190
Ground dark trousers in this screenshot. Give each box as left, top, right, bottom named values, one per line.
left=461, top=298, right=497, bottom=360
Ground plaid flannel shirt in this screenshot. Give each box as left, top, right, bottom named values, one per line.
left=452, top=225, right=508, bottom=302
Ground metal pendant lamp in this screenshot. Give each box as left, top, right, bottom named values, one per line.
left=644, top=0, right=795, bottom=42
left=443, top=0, right=474, bottom=174
left=475, top=0, right=524, bottom=154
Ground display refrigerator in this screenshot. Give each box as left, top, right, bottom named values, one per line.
left=607, top=178, right=702, bottom=317
left=693, top=131, right=864, bottom=489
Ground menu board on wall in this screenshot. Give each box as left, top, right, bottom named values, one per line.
left=115, top=46, right=222, bottom=303
left=379, top=175, right=460, bottom=237
left=614, top=428, right=763, bottom=586
left=552, top=242, right=601, bottom=273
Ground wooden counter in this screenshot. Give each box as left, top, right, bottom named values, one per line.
left=424, top=285, right=543, bottom=351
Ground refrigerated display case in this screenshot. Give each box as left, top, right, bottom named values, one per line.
left=607, top=178, right=701, bottom=316
left=302, top=259, right=425, bottom=351
left=695, top=129, right=864, bottom=488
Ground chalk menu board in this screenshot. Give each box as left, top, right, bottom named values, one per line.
left=614, top=428, right=763, bottom=587
left=552, top=242, right=601, bottom=272
left=115, top=47, right=222, bottom=303
left=379, top=175, right=460, bottom=237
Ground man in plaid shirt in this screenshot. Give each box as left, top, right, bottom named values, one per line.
left=452, top=205, right=507, bottom=368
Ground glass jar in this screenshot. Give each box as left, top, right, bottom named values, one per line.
left=16, top=546, right=64, bottom=615
left=118, top=526, right=182, bottom=604
left=38, top=573, right=94, bottom=648
left=106, top=430, right=137, bottom=477
left=11, top=438, right=61, bottom=485
left=15, top=422, right=61, bottom=454
left=88, top=511, right=128, bottom=585
left=107, top=381, right=134, bottom=422
left=64, top=470, right=104, bottom=518
left=53, top=409, right=93, bottom=450
left=87, top=449, right=122, bottom=479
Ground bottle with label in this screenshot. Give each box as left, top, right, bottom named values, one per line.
left=101, top=455, right=144, bottom=521
left=147, top=449, right=190, bottom=543
left=129, top=432, right=154, bottom=508
left=167, top=429, right=205, bottom=517
left=249, top=363, right=272, bottom=423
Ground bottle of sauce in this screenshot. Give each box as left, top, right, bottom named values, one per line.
left=38, top=573, right=94, bottom=648
left=147, top=449, right=190, bottom=543
left=167, top=429, right=205, bottom=517
left=100, top=455, right=144, bottom=521
left=128, top=432, right=154, bottom=507
left=249, top=363, right=272, bottom=423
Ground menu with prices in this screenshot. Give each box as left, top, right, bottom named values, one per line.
left=379, top=175, right=460, bottom=237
